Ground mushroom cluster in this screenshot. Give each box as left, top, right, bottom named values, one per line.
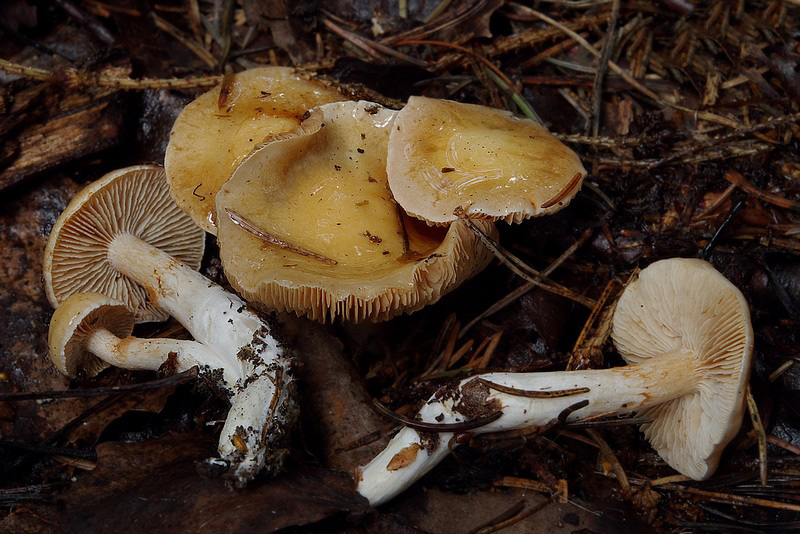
left=41, top=67, right=750, bottom=501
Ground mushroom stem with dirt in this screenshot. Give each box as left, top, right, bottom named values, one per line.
left=357, top=259, right=753, bottom=506
left=44, top=166, right=295, bottom=486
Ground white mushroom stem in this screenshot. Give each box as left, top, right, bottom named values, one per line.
left=86, top=329, right=226, bottom=376
left=106, top=232, right=294, bottom=485
left=358, top=350, right=699, bottom=506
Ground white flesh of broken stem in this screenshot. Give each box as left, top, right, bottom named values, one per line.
left=107, top=232, right=293, bottom=485
left=357, top=351, right=696, bottom=506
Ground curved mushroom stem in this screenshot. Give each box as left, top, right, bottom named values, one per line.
left=357, top=350, right=699, bottom=506
left=86, top=329, right=226, bottom=376
left=107, top=232, right=295, bottom=484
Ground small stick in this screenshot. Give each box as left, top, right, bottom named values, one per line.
left=565, top=416, right=651, bottom=429
left=701, top=199, right=744, bottom=259
left=474, top=498, right=552, bottom=534
left=323, top=19, right=428, bottom=67
left=150, top=12, right=217, bottom=68
left=495, top=477, right=551, bottom=493
left=589, top=0, right=620, bottom=137
left=691, top=183, right=737, bottom=222
left=454, top=208, right=594, bottom=308
left=476, top=331, right=503, bottom=368
left=571, top=278, right=617, bottom=353
left=469, top=498, right=526, bottom=534
left=587, top=428, right=630, bottom=492
left=746, top=386, right=768, bottom=486
left=0, top=368, right=197, bottom=401
left=767, top=434, right=800, bottom=456
left=372, top=400, right=502, bottom=432
left=460, top=225, right=596, bottom=338
left=648, top=474, right=691, bottom=486
left=724, top=170, right=800, bottom=211
left=477, top=378, right=590, bottom=399
left=656, top=483, right=800, bottom=513
left=767, top=359, right=795, bottom=383
left=53, top=0, right=115, bottom=45
left=0, top=58, right=222, bottom=89
left=226, top=208, right=338, bottom=265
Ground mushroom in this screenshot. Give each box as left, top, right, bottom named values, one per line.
left=356, top=258, right=753, bottom=506
left=386, top=96, right=587, bottom=225
left=164, top=66, right=346, bottom=234
left=48, top=292, right=223, bottom=379
left=215, top=100, right=496, bottom=323
left=43, top=165, right=294, bottom=485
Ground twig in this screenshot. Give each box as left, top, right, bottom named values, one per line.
left=590, top=0, right=619, bottom=136
left=459, top=225, right=597, bottom=338
left=455, top=208, right=595, bottom=308
left=53, top=0, right=115, bottom=45
left=701, top=199, right=744, bottom=259
left=226, top=208, right=338, bottom=265
left=566, top=416, right=652, bottom=429
left=0, top=484, right=62, bottom=505
left=656, top=483, right=800, bottom=513
left=323, top=18, right=428, bottom=67
left=0, top=368, right=197, bottom=401
left=767, top=435, right=800, bottom=456
left=692, top=184, right=737, bottom=222
left=150, top=12, right=217, bottom=68
left=0, top=58, right=221, bottom=89
left=768, top=359, right=796, bottom=383
left=471, top=497, right=552, bottom=534
left=724, top=170, right=800, bottom=211
left=384, top=0, right=491, bottom=44
left=746, top=386, right=768, bottom=486
left=587, top=428, right=630, bottom=493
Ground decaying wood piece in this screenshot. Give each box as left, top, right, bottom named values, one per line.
left=284, top=318, right=388, bottom=473
left=0, top=72, right=126, bottom=191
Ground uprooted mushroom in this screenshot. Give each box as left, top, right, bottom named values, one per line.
left=44, top=165, right=295, bottom=486
left=215, top=100, right=496, bottom=323
left=356, top=258, right=754, bottom=506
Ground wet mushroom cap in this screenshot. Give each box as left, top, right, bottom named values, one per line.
left=387, top=96, right=587, bottom=225
left=612, top=258, right=754, bottom=480
left=48, top=292, right=134, bottom=377
left=164, top=67, right=347, bottom=234
left=43, top=165, right=206, bottom=323
left=216, top=100, right=496, bottom=323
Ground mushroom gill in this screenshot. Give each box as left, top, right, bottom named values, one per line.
left=216, top=100, right=496, bottom=323
left=387, top=96, right=587, bottom=225
left=164, top=67, right=347, bottom=234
